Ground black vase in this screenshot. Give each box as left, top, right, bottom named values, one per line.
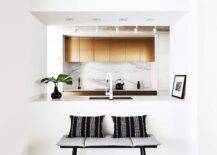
left=51, top=85, right=62, bottom=99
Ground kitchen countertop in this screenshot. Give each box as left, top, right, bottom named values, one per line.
left=31, top=94, right=187, bottom=103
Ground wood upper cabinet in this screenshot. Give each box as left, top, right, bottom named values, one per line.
left=126, top=39, right=141, bottom=61
left=140, top=38, right=155, bottom=62
left=65, top=36, right=155, bottom=62
left=109, top=38, right=126, bottom=62
left=94, top=38, right=109, bottom=62
left=65, top=37, right=80, bottom=62
left=79, top=37, right=94, bottom=62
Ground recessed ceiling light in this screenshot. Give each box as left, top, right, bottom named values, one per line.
left=92, top=18, right=101, bottom=22
left=146, top=18, right=155, bottom=21
left=65, top=18, right=74, bottom=21
left=119, top=18, right=128, bottom=22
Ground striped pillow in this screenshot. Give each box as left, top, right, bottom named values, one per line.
left=112, top=115, right=148, bottom=138
left=68, top=115, right=104, bottom=138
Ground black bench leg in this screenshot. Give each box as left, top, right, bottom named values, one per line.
left=140, top=147, right=146, bottom=155
left=72, top=148, right=77, bottom=155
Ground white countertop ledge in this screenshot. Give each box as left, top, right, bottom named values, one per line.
left=31, top=94, right=188, bottom=103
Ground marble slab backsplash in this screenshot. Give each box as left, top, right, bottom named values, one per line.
left=63, top=62, right=152, bottom=90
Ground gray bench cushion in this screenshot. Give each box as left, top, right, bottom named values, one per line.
left=131, top=135, right=160, bottom=147
left=57, top=135, right=85, bottom=147
left=57, top=134, right=160, bottom=148
left=85, top=135, right=133, bottom=147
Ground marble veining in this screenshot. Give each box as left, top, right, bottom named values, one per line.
left=64, top=62, right=152, bottom=90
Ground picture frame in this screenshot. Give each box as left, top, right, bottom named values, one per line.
left=172, top=75, right=186, bottom=99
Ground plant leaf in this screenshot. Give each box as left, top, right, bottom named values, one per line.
left=57, top=74, right=68, bottom=81
left=57, top=74, right=72, bottom=85
left=64, top=77, right=73, bottom=85
left=41, top=78, right=51, bottom=83
left=51, top=77, right=58, bottom=83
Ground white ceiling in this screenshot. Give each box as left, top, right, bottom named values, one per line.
left=32, top=11, right=187, bottom=26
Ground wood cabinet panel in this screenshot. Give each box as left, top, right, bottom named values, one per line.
left=79, top=37, right=94, bottom=62
left=94, top=38, right=109, bottom=61
left=109, top=39, right=126, bottom=62
left=140, top=38, right=155, bottom=62
left=65, top=37, right=80, bottom=62
left=126, top=39, right=141, bottom=61
left=65, top=37, right=155, bottom=62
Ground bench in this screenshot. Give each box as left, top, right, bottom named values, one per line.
left=57, top=134, right=160, bottom=155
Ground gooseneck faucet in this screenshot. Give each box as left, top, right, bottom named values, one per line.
left=105, top=72, right=113, bottom=100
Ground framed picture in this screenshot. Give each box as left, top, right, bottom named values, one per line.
left=172, top=75, right=186, bottom=99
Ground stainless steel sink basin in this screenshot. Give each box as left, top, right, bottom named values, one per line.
left=89, top=96, right=133, bottom=100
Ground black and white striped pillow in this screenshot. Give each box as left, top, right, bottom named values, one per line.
left=112, top=115, right=148, bottom=138
left=68, top=115, right=104, bottom=138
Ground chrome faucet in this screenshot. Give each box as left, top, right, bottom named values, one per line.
left=105, top=72, right=113, bottom=100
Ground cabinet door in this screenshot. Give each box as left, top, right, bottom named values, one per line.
left=65, top=37, right=80, bottom=62
left=94, top=38, right=109, bottom=62
left=79, top=37, right=94, bottom=62
left=109, top=38, right=126, bottom=62
left=140, top=38, right=155, bottom=62
left=126, top=39, right=140, bottom=62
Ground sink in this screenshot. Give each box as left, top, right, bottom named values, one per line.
left=89, top=96, right=133, bottom=100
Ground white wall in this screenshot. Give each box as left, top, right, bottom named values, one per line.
left=28, top=100, right=192, bottom=155
left=29, top=0, right=190, bottom=11
left=27, top=13, right=47, bottom=99
left=47, top=26, right=64, bottom=93
left=170, top=13, right=197, bottom=101
left=0, top=0, right=47, bottom=155
left=197, top=0, right=217, bottom=155
left=170, top=4, right=197, bottom=154
left=157, top=33, right=170, bottom=92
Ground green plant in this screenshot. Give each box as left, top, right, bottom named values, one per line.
left=41, top=74, right=72, bottom=85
